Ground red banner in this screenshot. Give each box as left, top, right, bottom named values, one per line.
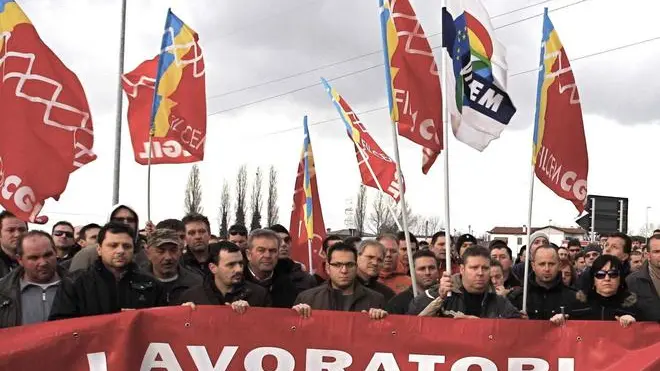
left=0, top=1, right=96, bottom=224
left=1, top=307, right=659, bottom=370
left=122, top=58, right=202, bottom=165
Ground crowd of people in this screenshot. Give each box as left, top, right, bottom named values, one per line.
left=0, top=204, right=658, bottom=330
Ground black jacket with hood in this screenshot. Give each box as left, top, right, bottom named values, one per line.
left=626, top=261, right=660, bottom=321
left=507, top=273, right=578, bottom=320
left=244, top=258, right=306, bottom=308
left=176, top=278, right=270, bottom=307
left=109, top=204, right=149, bottom=269
left=570, top=290, right=641, bottom=321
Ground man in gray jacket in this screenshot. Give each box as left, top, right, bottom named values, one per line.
left=0, top=231, right=64, bottom=328
left=409, top=246, right=521, bottom=319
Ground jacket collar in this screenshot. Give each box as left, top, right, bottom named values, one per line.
left=324, top=281, right=368, bottom=300
left=94, top=258, right=138, bottom=281
left=449, top=273, right=496, bottom=295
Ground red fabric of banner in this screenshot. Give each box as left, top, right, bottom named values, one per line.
left=1, top=307, right=659, bottom=370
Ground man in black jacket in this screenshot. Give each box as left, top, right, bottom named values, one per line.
left=267, top=224, right=316, bottom=291
left=178, top=242, right=269, bottom=308
left=508, top=245, right=578, bottom=319
left=181, top=214, right=212, bottom=277
left=0, top=211, right=27, bottom=278
left=48, top=222, right=167, bottom=320
left=143, top=229, right=201, bottom=304
left=386, top=250, right=439, bottom=315
left=244, top=229, right=304, bottom=308
left=626, top=234, right=660, bottom=321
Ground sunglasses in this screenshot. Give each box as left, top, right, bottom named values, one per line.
left=229, top=230, right=247, bottom=237
left=112, top=217, right=137, bottom=224
left=586, top=252, right=600, bottom=258
left=594, top=269, right=620, bottom=280
left=53, top=230, right=74, bottom=238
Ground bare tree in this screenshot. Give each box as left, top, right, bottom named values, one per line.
left=368, top=192, right=397, bottom=235
left=249, top=167, right=264, bottom=231
left=234, top=165, right=248, bottom=227
left=395, top=202, right=418, bottom=234
left=354, top=185, right=367, bottom=236
left=184, top=165, right=203, bottom=215
left=413, top=216, right=442, bottom=238
left=218, top=181, right=231, bottom=238
left=266, top=165, right=279, bottom=227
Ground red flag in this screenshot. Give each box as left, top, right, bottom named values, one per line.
left=381, top=0, right=443, bottom=174
left=532, top=10, right=588, bottom=212
left=322, top=79, right=403, bottom=202
left=289, top=119, right=327, bottom=277
left=122, top=58, right=199, bottom=165
left=0, top=1, right=96, bottom=224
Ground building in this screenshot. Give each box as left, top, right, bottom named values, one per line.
left=487, top=226, right=589, bottom=257
left=326, top=228, right=376, bottom=239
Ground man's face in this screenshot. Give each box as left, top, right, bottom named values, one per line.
left=228, top=232, right=247, bottom=250
left=185, top=221, right=210, bottom=253
left=560, top=265, right=573, bottom=286
left=52, top=224, right=75, bottom=250
left=276, top=232, right=291, bottom=259
left=357, top=245, right=384, bottom=278
left=490, top=248, right=512, bottom=272
left=533, top=248, right=560, bottom=284
left=211, top=250, right=244, bottom=288
left=326, top=250, right=357, bottom=290
left=490, top=266, right=504, bottom=287
left=414, top=256, right=439, bottom=289
left=599, top=236, right=608, bottom=247
left=575, top=257, right=586, bottom=271
left=80, top=227, right=100, bottom=248
left=18, top=235, right=57, bottom=283
left=630, top=254, right=643, bottom=272
left=568, top=245, right=581, bottom=260
left=147, top=243, right=181, bottom=278
left=632, top=240, right=642, bottom=250
left=648, top=239, right=660, bottom=270
left=97, top=232, right=134, bottom=270
left=247, top=237, right=279, bottom=274
left=604, top=237, right=629, bottom=261
left=0, top=217, right=27, bottom=253
left=585, top=251, right=600, bottom=267
left=381, top=238, right=399, bottom=272
left=460, top=256, right=490, bottom=294
left=557, top=248, right=569, bottom=262
left=111, top=208, right=138, bottom=232
left=459, top=241, right=475, bottom=257
left=431, top=236, right=446, bottom=261
left=530, top=237, right=549, bottom=257
left=398, top=240, right=418, bottom=268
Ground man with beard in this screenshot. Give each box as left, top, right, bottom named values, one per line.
left=292, top=242, right=386, bottom=319
left=386, top=250, right=439, bottom=315
left=178, top=241, right=269, bottom=310
left=181, top=214, right=212, bottom=277
left=356, top=240, right=395, bottom=301
left=0, top=231, right=65, bottom=327
left=49, top=223, right=167, bottom=320
left=0, top=211, right=27, bottom=278
left=144, top=229, right=201, bottom=304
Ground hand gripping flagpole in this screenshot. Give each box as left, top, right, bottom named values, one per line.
left=378, top=0, right=418, bottom=297
left=440, top=0, right=452, bottom=279
left=112, top=0, right=127, bottom=205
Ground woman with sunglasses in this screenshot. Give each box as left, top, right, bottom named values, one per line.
left=566, top=255, right=640, bottom=328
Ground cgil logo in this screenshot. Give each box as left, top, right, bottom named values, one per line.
left=1, top=174, right=37, bottom=213
left=138, top=140, right=192, bottom=159
left=86, top=344, right=576, bottom=371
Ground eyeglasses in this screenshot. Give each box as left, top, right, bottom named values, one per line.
left=53, top=231, right=74, bottom=238
left=328, top=262, right=356, bottom=270
left=229, top=230, right=247, bottom=237
left=112, top=217, right=136, bottom=224
left=594, top=269, right=620, bottom=279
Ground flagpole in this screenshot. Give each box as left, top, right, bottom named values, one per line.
left=522, top=164, right=535, bottom=314
left=307, top=239, right=314, bottom=275
left=440, top=0, right=452, bottom=276
left=146, top=134, right=153, bottom=223
left=112, top=0, right=127, bottom=206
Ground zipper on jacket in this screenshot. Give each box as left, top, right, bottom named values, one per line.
left=42, top=290, right=47, bottom=321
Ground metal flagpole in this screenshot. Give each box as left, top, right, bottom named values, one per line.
left=112, top=0, right=128, bottom=205
left=522, top=165, right=535, bottom=314
left=440, top=0, right=452, bottom=278
left=146, top=134, right=153, bottom=222
left=307, top=239, right=314, bottom=275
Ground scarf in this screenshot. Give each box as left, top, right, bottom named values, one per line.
left=648, top=263, right=660, bottom=299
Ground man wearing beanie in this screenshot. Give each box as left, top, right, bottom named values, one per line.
left=455, top=234, right=478, bottom=259
left=512, top=231, right=549, bottom=279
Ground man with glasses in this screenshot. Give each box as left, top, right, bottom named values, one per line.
left=566, top=239, right=582, bottom=262
left=292, top=242, right=387, bottom=319
left=228, top=225, right=248, bottom=251
left=51, top=221, right=79, bottom=265
left=108, top=205, right=148, bottom=268
left=583, top=245, right=601, bottom=268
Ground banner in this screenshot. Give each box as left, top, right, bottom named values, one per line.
left=0, top=0, right=96, bottom=224
left=122, top=58, right=199, bottom=165
left=1, top=307, right=659, bottom=370
left=532, top=8, right=588, bottom=213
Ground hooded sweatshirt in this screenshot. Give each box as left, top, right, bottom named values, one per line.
left=108, top=204, right=148, bottom=269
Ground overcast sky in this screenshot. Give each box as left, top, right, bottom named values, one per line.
left=15, top=0, right=660, bottom=237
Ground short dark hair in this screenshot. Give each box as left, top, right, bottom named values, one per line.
left=431, top=231, right=446, bottom=245
left=599, top=233, right=610, bottom=239
left=608, top=232, right=632, bottom=254
left=461, top=246, right=490, bottom=264
left=567, top=238, right=581, bottom=248
left=17, top=231, right=55, bottom=257
left=575, top=251, right=585, bottom=260
left=52, top=221, right=74, bottom=234
left=322, top=235, right=343, bottom=253
left=156, top=219, right=185, bottom=232
left=412, top=249, right=437, bottom=265
left=79, top=223, right=102, bottom=241
left=419, top=241, right=429, bottom=247
left=182, top=214, right=211, bottom=231
left=327, top=242, right=358, bottom=263
left=98, top=222, right=136, bottom=246
left=267, top=224, right=289, bottom=236
left=209, top=241, right=242, bottom=265
left=648, top=234, right=660, bottom=245
left=630, top=250, right=643, bottom=257
left=343, top=236, right=362, bottom=247
left=490, top=259, right=503, bottom=269
left=584, top=255, right=628, bottom=298
left=0, top=210, right=21, bottom=230
left=396, top=231, right=418, bottom=245
left=228, top=224, right=248, bottom=236
left=489, top=241, right=512, bottom=260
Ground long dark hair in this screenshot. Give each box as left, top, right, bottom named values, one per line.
left=584, top=255, right=628, bottom=300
